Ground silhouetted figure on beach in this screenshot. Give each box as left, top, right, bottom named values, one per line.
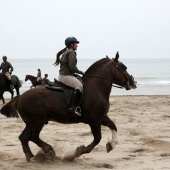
left=0, top=56, right=14, bottom=89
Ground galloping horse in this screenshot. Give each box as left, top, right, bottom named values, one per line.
left=0, top=73, right=21, bottom=104
left=25, top=75, right=42, bottom=88
left=1, top=52, right=137, bottom=162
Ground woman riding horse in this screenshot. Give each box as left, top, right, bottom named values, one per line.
left=1, top=52, right=137, bottom=162
left=54, top=37, right=85, bottom=116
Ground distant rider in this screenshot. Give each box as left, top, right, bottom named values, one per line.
left=0, top=56, right=14, bottom=89
left=54, top=36, right=84, bottom=116
left=42, top=74, right=49, bottom=85
left=37, top=68, right=42, bottom=83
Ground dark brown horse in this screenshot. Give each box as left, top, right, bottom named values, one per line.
left=25, top=75, right=42, bottom=88
left=0, top=73, right=21, bottom=104
left=1, top=52, right=137, bottom=162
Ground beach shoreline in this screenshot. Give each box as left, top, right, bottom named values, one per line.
left=0, top=95, right=170, bottom=170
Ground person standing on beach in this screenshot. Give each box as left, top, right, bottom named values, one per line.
left=54, top=36, right=84, bottom=116
left=37, top=68, right=42, bottom=83
left=0, top=56, right=14, bottom=89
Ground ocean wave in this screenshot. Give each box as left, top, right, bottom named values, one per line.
left=138, top=80, right=170, bottom=85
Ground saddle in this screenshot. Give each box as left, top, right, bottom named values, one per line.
left=45, top=78, right=74, bottom=105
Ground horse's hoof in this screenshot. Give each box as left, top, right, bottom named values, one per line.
left=106, top=142, right=113, bottom=153
left=34, top=149, right=56, bottom=162
left=26, top=155, right=34, bottom=162
left=75, top=145, right=85, bottom=157
left=46, top=150, right=56, bottom=161
left=34, top=150, right=46, bottom=162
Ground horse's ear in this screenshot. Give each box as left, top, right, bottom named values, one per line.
left=106, top=55, right=109, bottom=58
left=114, top=52, right=119, bottom=62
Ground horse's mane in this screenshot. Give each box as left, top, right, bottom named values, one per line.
left=85, top=57, right=111, bottom=74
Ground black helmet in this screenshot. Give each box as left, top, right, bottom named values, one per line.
left=2, top=56, right=7, bottom=60
left=65, top=37, right=79, bottom=47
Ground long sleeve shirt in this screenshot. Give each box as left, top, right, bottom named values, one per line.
left=0, top=61, right=13, bottom=74
left=59, top=49, right=83, bottom=76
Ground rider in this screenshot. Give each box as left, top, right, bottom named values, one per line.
left=37, top=68, right=42, bottom=83
left=54, top=36, right=85, bottom=116
left=42, top=73, right=49, bottom=85
left=0, top=56, right=14, bottom=89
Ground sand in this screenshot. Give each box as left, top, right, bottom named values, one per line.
left=0, top=95, right=170, bottom=170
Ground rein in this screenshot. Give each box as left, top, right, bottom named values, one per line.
left=84, top=74, right=124, bottom=89
left=84, top=74, right=113, bottom=82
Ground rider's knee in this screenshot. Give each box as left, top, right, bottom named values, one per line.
left=76, top=84, right=83, bottom=92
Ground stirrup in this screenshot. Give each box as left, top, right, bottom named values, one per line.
left=68, top=106, right=81, bottom=116
left=10, top=85, right=14, bottom=90
left=75, top=106, right=81, bottom=116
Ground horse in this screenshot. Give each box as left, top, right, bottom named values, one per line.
left=25, top=75, right=43, bottom=88
left=0, top=73, right=21, bottom=104
left=0, top=52, right=137, bottom=162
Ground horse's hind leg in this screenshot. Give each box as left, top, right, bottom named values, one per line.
left=101, top=115, right=118, bottom=152
left=29, top=124, right=56, bottom=156
left=19, top=126, right=34, bottom=162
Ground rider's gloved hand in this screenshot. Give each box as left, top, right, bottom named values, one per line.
left=80, top=71, right=85, bottom=75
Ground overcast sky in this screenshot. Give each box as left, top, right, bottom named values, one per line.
left=0, top=0, right=170, bottom=59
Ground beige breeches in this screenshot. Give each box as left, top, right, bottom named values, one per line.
left=37, top=77, right=42, bottom=81
left=58, top=75, right=83, bottom=92
left=5, top=72, right=11, bottom=80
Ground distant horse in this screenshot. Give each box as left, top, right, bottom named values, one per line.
left=25, top=75, right=42, bottom=88
left=0, top=73, right=21, bottom=104
left=1, top=52, right=137, bottom=162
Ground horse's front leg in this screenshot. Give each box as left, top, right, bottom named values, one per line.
left=75, top=121, right=102, bottom=157
left=62, top=121, right=102, bottom=161
left=101, top=115, right=118, bottom=152
left=15, top=87, right=20, bottom=95
left=9, top=90, right=14, bottom=99
left=0, top=90, right=5, bottom=104
left=1, top=95, right=5, bottom=104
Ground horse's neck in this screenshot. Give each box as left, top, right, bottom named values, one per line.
left=85, top=59, right=113, bottom=99
left=28, top=76, right=36, bottom=82
left=84, top=71, right=113, bottom=101
left=30, top=76, right=36, bottom=79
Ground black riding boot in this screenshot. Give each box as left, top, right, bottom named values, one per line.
left=68, top=89, right=81, bottom=116
left=9, top=80, right=14, bottom=90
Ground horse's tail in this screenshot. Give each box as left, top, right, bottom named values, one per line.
left=0, top=95, right=20, bottom=118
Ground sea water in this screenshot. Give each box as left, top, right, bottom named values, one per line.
left=2, top=58, right=170, bottom=98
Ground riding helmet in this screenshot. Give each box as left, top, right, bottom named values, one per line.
left=65, top=37, right=79, bottom=47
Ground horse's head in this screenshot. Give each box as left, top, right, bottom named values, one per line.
left=25, top=75, right=28, bottom=81
left=111, top=52, right=137, bottom=90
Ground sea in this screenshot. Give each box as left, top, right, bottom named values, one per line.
left=2, top=58, right=170, bottom=98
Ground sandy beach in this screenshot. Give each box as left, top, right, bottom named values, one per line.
left=0, top=95, right=170, bottom=170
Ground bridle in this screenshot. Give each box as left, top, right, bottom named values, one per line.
left=111, top=60, right=134, bottom=89
left=84, top=60, right=134, bottom=89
